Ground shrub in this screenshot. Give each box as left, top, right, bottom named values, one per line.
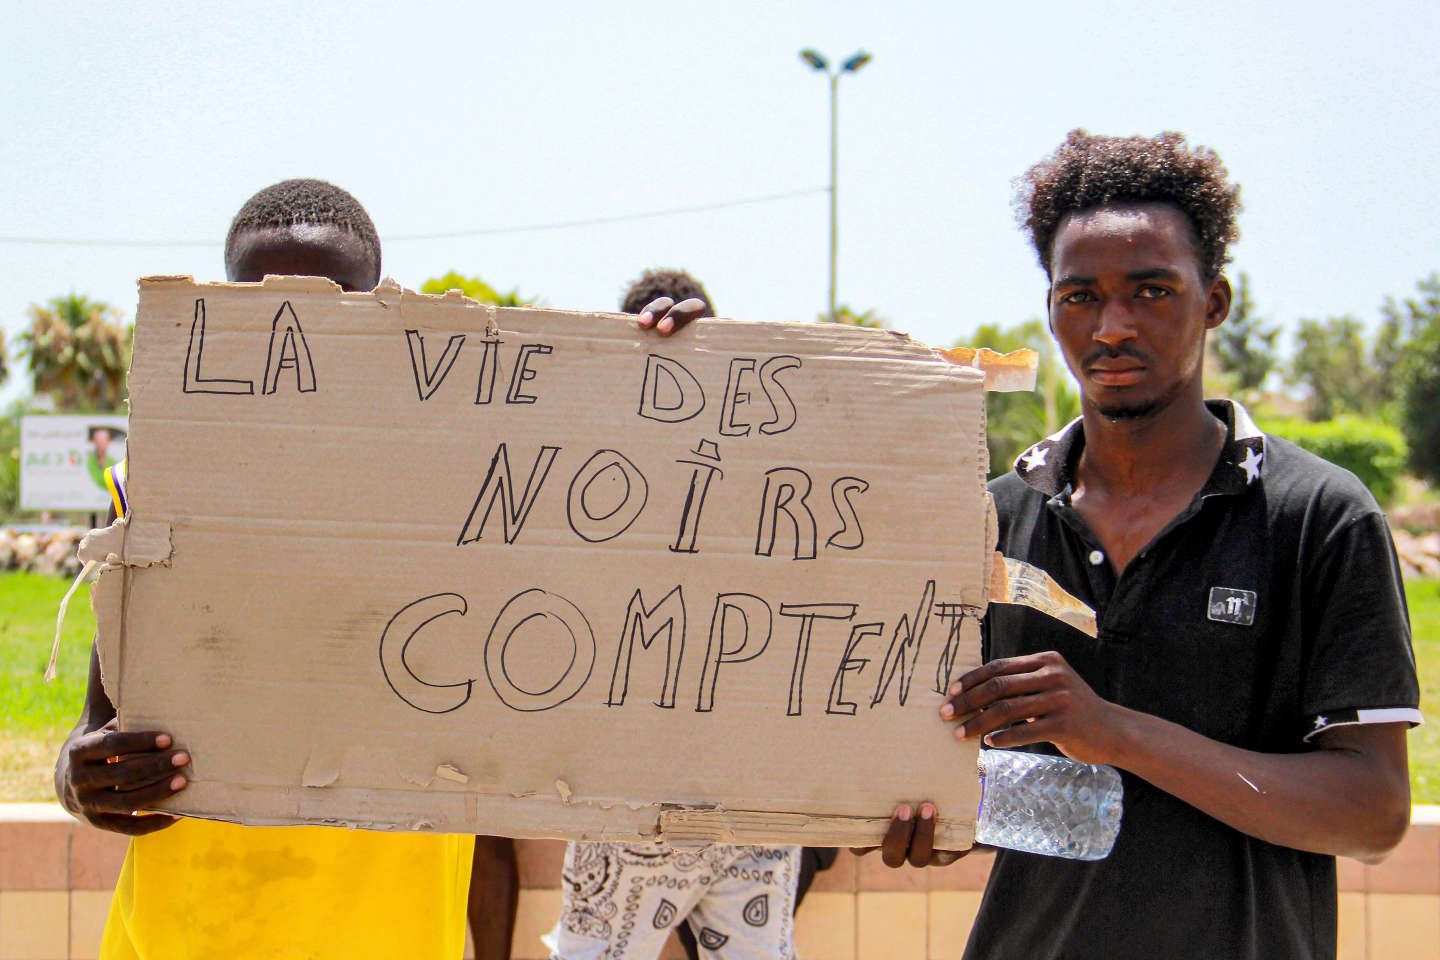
left=1263, top=416, right=1408, bottom=506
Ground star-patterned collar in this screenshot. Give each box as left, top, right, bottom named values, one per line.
left=1012, top=399, right=1268, bottom=498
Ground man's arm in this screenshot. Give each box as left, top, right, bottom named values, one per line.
left=54, top=641, right=187, bottom=835
left=468, top=835, right=518, bottom=960
left=943, top=651, right=1411, bottom=864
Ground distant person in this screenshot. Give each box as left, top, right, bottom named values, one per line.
left=619, top=267, right=714, bottom=330
left=85, top=425, right=125, bottom=493
left=546, top=268, right=834, bottom=960
left=56, top=179, right=475, bottom=960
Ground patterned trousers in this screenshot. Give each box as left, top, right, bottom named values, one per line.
left=547, top=841, right=801, bottom=959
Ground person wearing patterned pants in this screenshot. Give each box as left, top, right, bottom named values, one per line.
left=547, top=842, right=801, bottom=959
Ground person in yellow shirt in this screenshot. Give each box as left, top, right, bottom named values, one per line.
left=54, top=179, right=474, bottom=960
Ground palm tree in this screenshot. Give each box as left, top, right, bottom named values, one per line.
left=17, top=293, right=131, bottom=411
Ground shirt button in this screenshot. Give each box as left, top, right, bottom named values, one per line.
left=1088, top=550, right=1105, bottom=566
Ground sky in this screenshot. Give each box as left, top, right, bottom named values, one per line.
left=3, top=0, right=1438, bottom=408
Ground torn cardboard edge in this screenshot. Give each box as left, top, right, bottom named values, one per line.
left=77, top=518, right=174, bottom=707
left=78, top=515, right=173, bottom=568
left=941, top=346, right=1039, bottom=393
left=990, top=553, right=1098, bottom=637
left=141, top=780, right=979, bottom=849
left=137, top=273, right=1038, bottom=394
left=657, top=808, right=934, bottom=848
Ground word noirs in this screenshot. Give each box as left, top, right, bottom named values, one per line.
left=380, top=580, right=977, bottom=716
left=181, top=299, right=869, bottom=558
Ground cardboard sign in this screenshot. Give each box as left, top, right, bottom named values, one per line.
left=88, top=275, right=1009, bottom=848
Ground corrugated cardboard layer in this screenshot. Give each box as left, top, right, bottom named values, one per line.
left=95, top=276, right=993, bottom=847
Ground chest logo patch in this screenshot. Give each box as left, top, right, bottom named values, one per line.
left=1208, top=587, right=1257, bottom=626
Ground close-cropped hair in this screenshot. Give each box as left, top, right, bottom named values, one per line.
left=1016, top=129, right=1241, bottom=281
left=224, top=178, right=381, bottom=269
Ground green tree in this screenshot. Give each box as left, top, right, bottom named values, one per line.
left=1211, top=273, right=1279, bottom=394
left=16, top=293, right=130, bottom=411
left=1373, top=304, right=1411, bottom=411
left=1289, top=315, right=1374, bottom=421
left=822, top=305, right=885, bottom=328
left=420, top=271, right=535, bottom=307
left=967, top=319, right=1079, bottom=478
left=1395, top=273, right=1440, bottom=483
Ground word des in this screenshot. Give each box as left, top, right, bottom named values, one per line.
left=638, top=354, right=802, bottom=437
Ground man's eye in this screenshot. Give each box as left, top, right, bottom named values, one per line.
left=1061, top=290, right=1095, bottom=304
left=1136, top=285, right=1170, bottom=299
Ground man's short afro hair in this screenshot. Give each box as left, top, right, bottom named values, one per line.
left=1016, top=130, right=1241, bottom=281
left=225, top=178, right=381, bottom=269
left=620, top=268, right=715, bottom=316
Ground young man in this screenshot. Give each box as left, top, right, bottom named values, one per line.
left=875, top=131, right=1420, bottom=959
left=55, top=179, right=475, bottom=960
left=546, top=269, right=807, bottom=960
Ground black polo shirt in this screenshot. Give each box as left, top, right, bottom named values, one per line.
left=966, top=400, right=1421, bottom=960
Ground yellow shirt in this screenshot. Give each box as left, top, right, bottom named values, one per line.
left=97, top=466, right=474, bottom=958
left=101, top=819, right=473, bottom=959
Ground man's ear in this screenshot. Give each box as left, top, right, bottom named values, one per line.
left=1205, top=275, right=1233, bottom=330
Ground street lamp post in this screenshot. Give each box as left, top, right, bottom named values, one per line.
left=800, top=48, right=871, bottom=323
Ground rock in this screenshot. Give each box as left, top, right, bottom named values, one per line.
left=41, top=535, right=79, bottom=577
left=13, top=533, right=39, bottom=568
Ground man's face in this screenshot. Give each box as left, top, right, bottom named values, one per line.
left=1047, top=203, right=1230, bottom=421
left=92, top=429, right=111, bottom=457
left=225, top=224, right=377, bottom=292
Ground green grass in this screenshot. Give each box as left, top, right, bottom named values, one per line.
left=1407, top=578, right=1440, bottom=804
left=1, top=571, right=1438, bottom=802
left=1, top=571, right=93, bottom=800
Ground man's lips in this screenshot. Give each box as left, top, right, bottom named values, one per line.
left=1087, top=365, right=1146, bottom=386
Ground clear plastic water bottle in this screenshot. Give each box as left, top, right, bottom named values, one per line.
left=974, top=749, right=1123, bottom=861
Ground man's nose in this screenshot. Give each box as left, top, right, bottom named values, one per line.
left=1093, top=300, right=1138, bottom=347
